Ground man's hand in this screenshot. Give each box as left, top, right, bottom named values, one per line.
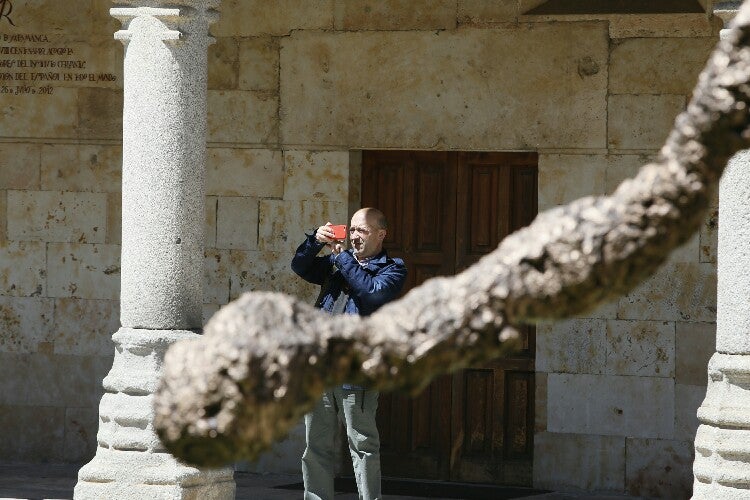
left=315, top=222, right=336, bottom=244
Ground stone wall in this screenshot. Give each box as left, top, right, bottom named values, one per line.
left=0, top=0, right=720, bottom=496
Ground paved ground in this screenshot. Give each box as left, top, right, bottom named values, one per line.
left=0, top=462, right=642, bottom=500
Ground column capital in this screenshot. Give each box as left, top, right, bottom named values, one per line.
left=111, top=2, right=220, bottom=43
left=714, top=1, right=742, bottom=27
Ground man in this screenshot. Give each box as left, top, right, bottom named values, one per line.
left=291, top=207, right=407, bottom=500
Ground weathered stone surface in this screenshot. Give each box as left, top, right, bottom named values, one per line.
left=347, top=151, right=362, bottom=217
left=570, top=296, right=619, bottom=320
left=536, top=319, right=606, bottom=374
left=0, top=296, right=53, bottom=353
left=609, top=14, right=719, bottom=38
left=204, top=249, right=230, bottom=305
left=208, top=37, right=239, bottom=90
left=284, top=150, right=349, bottom=202
left=239, top=37, right=279, bottom=91
left=538, top=154, right=606, bottom=210
left=458, top=0, right=519, bottom=23
left=7, top=191, right=106, bottom=243
left=0, top=144, right=40, bottom=190
left=700, top=206, right=718, bottom=263
left=610, top=38, right=715, bottom=95
left=0, top=352, right=110, bottom=407
left=0, top=0, right=99, bottom=36
left=206, top=196, right=218, bottom=248
left=258, top=200, right=347, bottom=252
left=0, top=191, right=5, bottom=243
left=533, top=432, right=625, bottom=491
left=237, top=422, right=305, bottom=474
left=675, top=384, right=706, bottom=441
left=46, top=243, right=120, bottom=300
left=208, top=91, right=278, bottom=144
left=604, top=320, right=675, bottom=377
left=78, top=88, right=123, bottom=140
left=535, top=372, right=547, bottom=432
left=625, top=438, right=693, bottom=498
left=217, top=197, right=258, bottom=250
left=333, top=0, right=457, bottom=30
left=676, top=321, right=715, bottom=386
left=0, top=241, right=45, bottom=296
left=212, top=0, right=333, bottom=37
left=64, top=407, right=98, bottom=462
left=203, top=303, right=221, bottom=325
left=604, top=154, right=654, bottom=194
left=0, top=90, right=78, bottom=138
left=280, top=24, right=608, bottom=149
left=666, top=233, right=700, bottom=264
left=228, top=250, right=317, bottom=302
left=105, top=192, right=121, bottom=245
left=52, top=298, right=118, bottom=356
left=40, top=144, right=121, bottom=192
left=0, top=405, right=64, bottom=462
left=547, top=374, right=674, bottom=438
left=207, top=148, right=283, bottom=197
left=618, top=263, right=717, bottom=323
left=608, top=94, right=686, bottom=150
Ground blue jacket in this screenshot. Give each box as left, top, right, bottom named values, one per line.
left=291, top=232, right=407, bottom=317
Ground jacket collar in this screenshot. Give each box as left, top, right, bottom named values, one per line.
left=351, top=249, right=390, bottom=269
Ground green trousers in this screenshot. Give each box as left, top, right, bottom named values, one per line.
left=302, top=387, right=381, bottom=499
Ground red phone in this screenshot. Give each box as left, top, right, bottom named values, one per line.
left=330, top=224, right=347, bottom=240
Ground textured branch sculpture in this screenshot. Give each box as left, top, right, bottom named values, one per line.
left=155, top=5, right=750, bottom=467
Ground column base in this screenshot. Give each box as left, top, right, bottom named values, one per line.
left=75, top=448, right=234, bottom=500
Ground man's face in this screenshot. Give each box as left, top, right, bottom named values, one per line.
left=349, top=211, right=385, bottom=259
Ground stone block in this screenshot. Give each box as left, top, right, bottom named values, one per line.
left=537, top=154, right=606, bottom=210
left=239, top=37, right=279, bottom=91
left=208, top=90, right=278, bottom=144
left=207, top=148, right=283, bottom=197
left=0, top=240, right=45, bottom=296
left=570, top=296, right=619, bottom=320
left=700, top=206, right=718, bottom=263
left=0, top=405, right=64, bottom=462
left=7, top=190, right=107, bottom=243
left=617, top=262, right=717, bottom=323
left=547, top=373, right=674, bottom=438
left=625, top=438, right=693, bottom=498
left=280, top=25, right=608, bottom=150
left=0, top=296, right=53, bottom=353
left=609, top=38, right=715, bottom=95
left=535, top=372, right=547, bottom=433
left=106, top=192, right=121, bottom=245
left=41, top=144, right=122, bottom=192
left=64, top=407, right=98, bottom=463
left=604, top=153, right=653, bottom=194
left=228, top=249, right=318, bottom=303
left=259, top=199, right=347, bottom=252
left=53, top=298, right=118, bottom=356
left=535, top=319, right=606, bottom=375
left=605, top=320, right=675, bottom=377
left=675, top=383, right=706, bottom=442
left=284, top=150, right=349, bottom=202
left=206, top=196, right=218, bottom=248
left=0, top=191, right=5, bottom=243
left=212, top=0, right=334, bottom=37
left=609, top=14, right=718, bottom=38
left=347, top=151, right=362, bottom=216
left=675, top=321, right=715, bottom=386
left=0, top=143, right=40, bottom=189
left=208, top=37, right=239, bottom=90
left=533, top=432, right=625, bottom=492
left=238, top=421, right=306, bottom=474
left=0, top=0, right=99, bottom=36
left=0, top=89, right=78, bottom=139
left=217, top=197, right=259, bottom=250
left=77, top=88, right=123, bottom=140
left=0, top=352, right=111, bottom=407
left=458, top=0, right=519, bottom=24
left=204, top=249, right=230, bottom=305
left=47, top=243, right=120, bottom=300
left=333, top=0, right=457, bottom=30
left=203, top=303, right=221, bottom=325
left=608, top=94, right=685, bottom=151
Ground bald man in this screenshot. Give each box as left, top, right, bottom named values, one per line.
left=291, top=208, right=407, bottom=500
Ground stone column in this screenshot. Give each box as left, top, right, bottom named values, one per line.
left=692, top=4, right=750, bottom=498
left=74, top=1, right=235, bottom=498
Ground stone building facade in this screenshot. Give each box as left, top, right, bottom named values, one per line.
left=0, top=0, right=721, bottom=497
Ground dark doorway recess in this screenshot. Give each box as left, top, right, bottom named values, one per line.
left=356, top=150, right=538, bottom=486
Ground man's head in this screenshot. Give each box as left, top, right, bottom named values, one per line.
left=349, top=208, right=387, bottom=260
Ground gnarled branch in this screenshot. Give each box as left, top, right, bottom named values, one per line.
left=154, top=5, right=750, bottom=467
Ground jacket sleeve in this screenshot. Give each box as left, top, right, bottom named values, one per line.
left=334, top=252, right=407, bottom=311
left=290, top=232, right=332, bottom=286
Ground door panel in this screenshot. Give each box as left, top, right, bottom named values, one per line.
left=361, top=150, right=537, bottom=485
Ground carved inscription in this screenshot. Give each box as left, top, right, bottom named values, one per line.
left=0, top=32, right=117, bottom=95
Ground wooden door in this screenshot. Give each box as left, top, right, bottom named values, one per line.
left=361, top=150, right=538, bottom=485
